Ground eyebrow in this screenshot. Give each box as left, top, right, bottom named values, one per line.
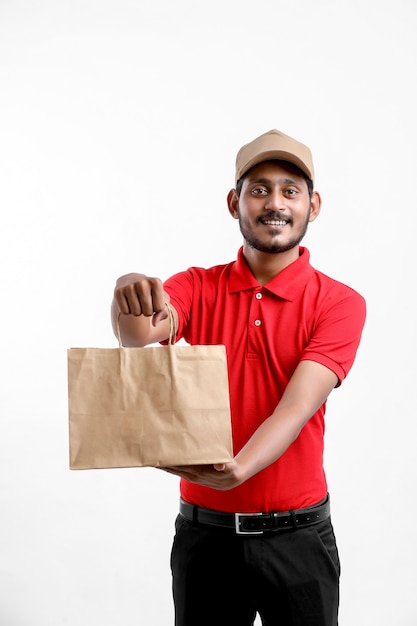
left=247, top=176, right=301, bottom=186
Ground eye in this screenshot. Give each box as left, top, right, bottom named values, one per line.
left=285, top=187, right=299, bottom=197
left=251, top=186, right=268, bottom=196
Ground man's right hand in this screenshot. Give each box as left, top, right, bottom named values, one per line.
left=114, top=273, right=168, bottom=324
left=111, top=273, right=175, bottom=346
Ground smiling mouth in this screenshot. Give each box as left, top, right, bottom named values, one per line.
left=258, top=212, right=291, bottom=227
left=262, top=219, right=288, bottom=226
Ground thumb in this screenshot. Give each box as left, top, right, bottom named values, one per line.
left=152, top=308, right=169, bottom=326
left=213, top=463, right=226, bottom=472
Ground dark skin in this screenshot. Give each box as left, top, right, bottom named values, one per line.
left=112, top=161, right=337, bottom=489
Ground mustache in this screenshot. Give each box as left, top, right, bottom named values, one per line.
left=256, top=211, right=292, bottom=224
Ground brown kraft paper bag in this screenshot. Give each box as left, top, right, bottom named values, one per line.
left=67, top=305, right=233, bottom=469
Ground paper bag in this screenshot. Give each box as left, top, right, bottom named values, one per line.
left=67, top=306, right=233, bottom=469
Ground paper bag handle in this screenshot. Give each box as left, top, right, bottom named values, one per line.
left=116, top=302, right=177, bottom=347
left=165, top=302, right=177, bottom=345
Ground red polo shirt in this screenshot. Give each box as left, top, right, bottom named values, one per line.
left=163, top=247, right=366, bottom=512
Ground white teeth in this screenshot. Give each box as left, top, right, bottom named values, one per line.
left=263, top=220, right=287, bottom=225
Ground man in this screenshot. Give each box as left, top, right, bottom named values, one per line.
left=111, top=129, right=366, bottom=626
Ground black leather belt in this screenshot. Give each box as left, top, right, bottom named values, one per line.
left=179, top=495, right=330, bottom=535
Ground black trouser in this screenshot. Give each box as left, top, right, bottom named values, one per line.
left=171, top=514, right=340, bottom=626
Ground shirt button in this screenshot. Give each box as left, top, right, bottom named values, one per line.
left=255, top=292, right=263, bottom=299
left=254, top=319, right=262, bottom=327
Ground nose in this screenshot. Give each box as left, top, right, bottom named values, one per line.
left=265, top=188, right=284, bottom=212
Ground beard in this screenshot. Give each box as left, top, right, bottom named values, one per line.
left=238, top=209, right=311, bottom=254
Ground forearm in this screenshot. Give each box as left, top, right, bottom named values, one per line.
left=234, top=408, right=307, bottom=482
left=234, top=360, right=338, bottom=483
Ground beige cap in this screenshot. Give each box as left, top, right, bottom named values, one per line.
left=235, top=128, right=314, bottom=185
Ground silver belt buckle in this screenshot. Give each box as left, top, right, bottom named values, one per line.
left=234, top=512, right=264, bottom=535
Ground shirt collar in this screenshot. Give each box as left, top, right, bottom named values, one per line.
left=229, top=246, right=314, bottom=301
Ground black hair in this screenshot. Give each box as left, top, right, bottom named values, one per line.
left=235, top=160, right=314, bottom=199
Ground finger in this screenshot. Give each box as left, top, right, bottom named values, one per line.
left=160, top=467, right=184, bottom=478
left=149, top=278, right=168, bottom=315
left=136, top=277, right=165, bottom=317
left=114, top=285, right=139, bottom=316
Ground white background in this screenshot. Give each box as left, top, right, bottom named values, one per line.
left=1, top=0, right=416, bottom=624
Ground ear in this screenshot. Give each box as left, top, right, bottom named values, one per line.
left=227, top=188, right=239, bottom=219
left=308, top=191, right=322, bottom=223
